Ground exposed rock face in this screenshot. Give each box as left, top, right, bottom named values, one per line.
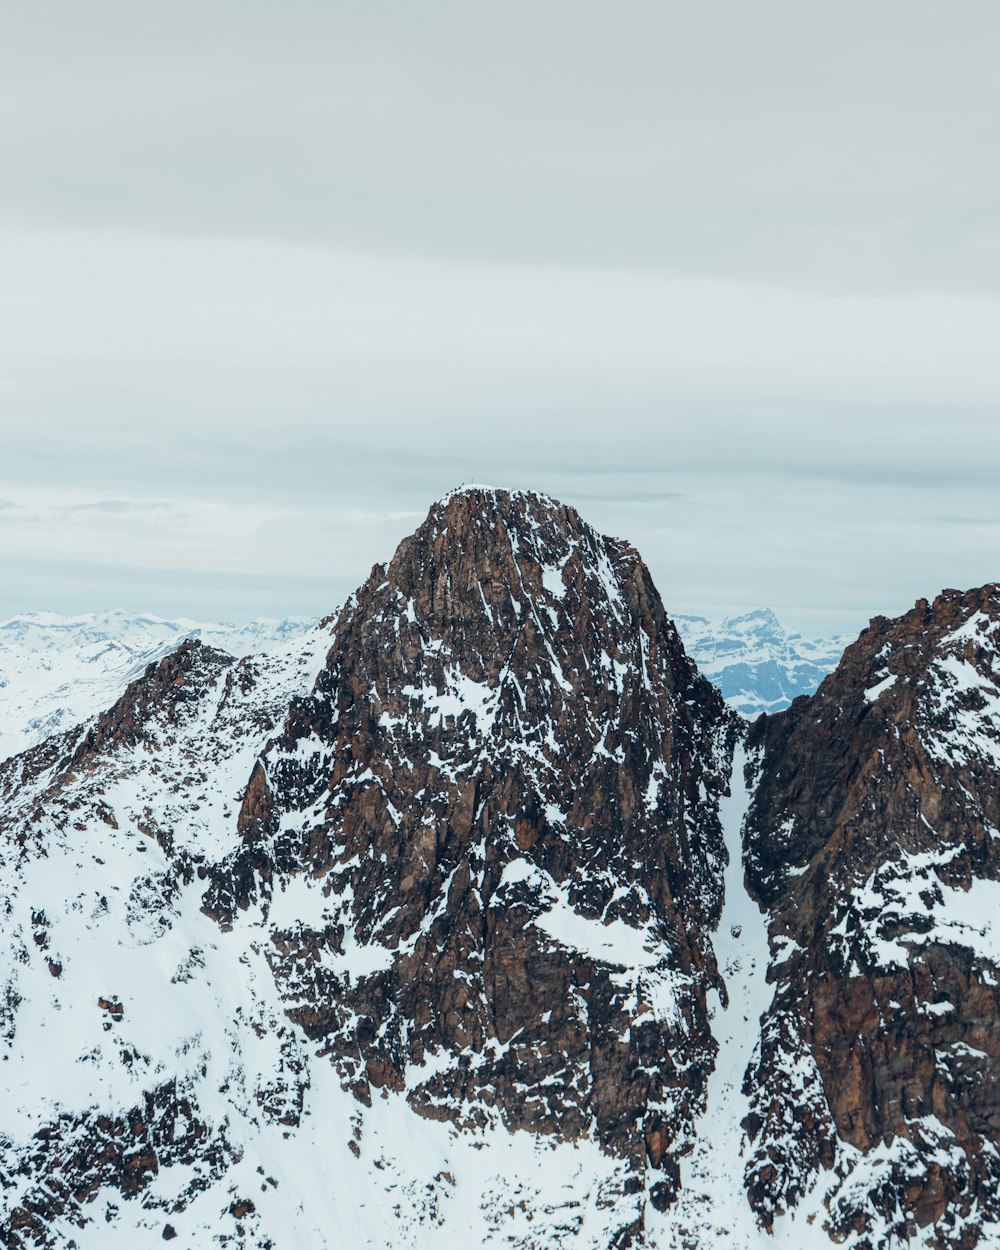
left=0, top=488, right=738, bottom=1248
left=3, top=489, right=999, bottom=1250
left=207, top=487, right=737, bottom=1192
left=68, top=640, right=237, bottom=761
left=742, top=585, right=1000, bottom=1247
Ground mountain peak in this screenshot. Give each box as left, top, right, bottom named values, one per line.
left=200, top=490, right=737, bottom=1232
left=366, top=485, right=635, bottom=648
left=425, top=483, right=579, bottom=542
left=741, top=579, right=1000, bottom=1240
left=675, top=609, right=850, bottom=718
left=437, top=481, right=503, bottom=502
left=437, top=482, right=548, bottom=505
left=719, top=607, right=783, bottom=635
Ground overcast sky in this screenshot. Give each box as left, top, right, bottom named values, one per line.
left=2, top=1, right=998, bottom=636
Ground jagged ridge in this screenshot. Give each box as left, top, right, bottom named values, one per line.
left=206, top=486, right=739, bottom=1216
left=741, top=585, right=1000, bottom=1248
left=1, top=490, right=999, bottom=1250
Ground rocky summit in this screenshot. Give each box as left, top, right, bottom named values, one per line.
left=742, top=586, right=1000, bottom=1248
left=0, top=488, right=998, bottom=1250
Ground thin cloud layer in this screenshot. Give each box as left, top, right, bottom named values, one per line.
left=0, top=4, right=997, bottom=631
left=3, top=2, right=999, bottom=295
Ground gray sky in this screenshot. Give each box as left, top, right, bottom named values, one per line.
left=1, top=1, right=998, bottom=635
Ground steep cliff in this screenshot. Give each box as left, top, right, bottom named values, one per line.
left=743, top=586, right=1000, bottom=1248
left=206, top=486, right=739, bottom=1223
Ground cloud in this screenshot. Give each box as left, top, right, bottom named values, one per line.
left=1, top=2, right=998, bottom=297
left=568, top=491, right=687, bottom=504
left=56, top=499, right=169, bottom=515
left=929, top=515, right=1000, bottom=528
left=0, top=5, right=998, bottom=633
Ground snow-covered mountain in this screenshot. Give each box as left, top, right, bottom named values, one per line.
left=0, top=490, right=743, bottom=1248
left=741, top=588, right=1000, bottom=1245
left=0, top=607, right=847, bottom=769
left=0, top=611, right=313, bottom=763
left=674, top=609, right=851, bottom=717
left=0, top=490, right=998, bottom=1249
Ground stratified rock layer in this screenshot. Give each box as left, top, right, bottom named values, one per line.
left=742, top=585, right=1000, bottom=1247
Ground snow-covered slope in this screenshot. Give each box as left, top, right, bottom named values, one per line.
left=3, top=617, right=675, bottom=1249
left=675, top=609, right=850, bottom=717
left=1, top=497, right=998, bottom=1250
left=0, top=611, right=313, bottom=763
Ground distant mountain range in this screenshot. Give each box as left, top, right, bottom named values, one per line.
left=0, top=607, right=847, bottom=765
left=0, top=611, right=314, bottom=763
left=674, top=609, right=852, bottom=717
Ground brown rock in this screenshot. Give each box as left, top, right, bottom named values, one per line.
left=743, top=584, right=1000, bottom=1243
left=206, top=487, right=738, bottom=1217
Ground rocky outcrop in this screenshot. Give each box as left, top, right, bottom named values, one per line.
left=0, top=612, right=316, bottom=765
left=0, top=1081, right=232, bottom=1249
left=206, top=487, right=738, bottom=1212
left=68, top=640, right=236, bottom=765
left=742, top=585, right=1000, bottom=1246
